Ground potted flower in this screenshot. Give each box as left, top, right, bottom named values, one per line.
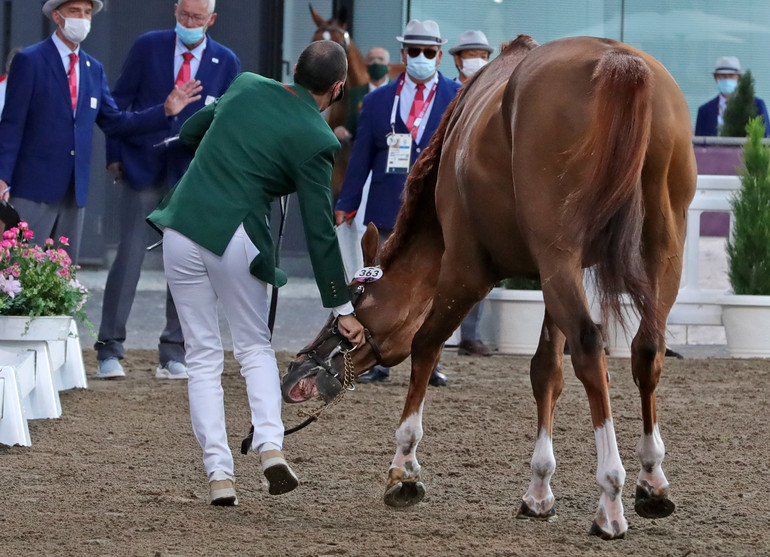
left=484, top=276, right=544, bottom=355
left=719, top=116, right=770, bottom=357
left=0, top=222, right=89, bottom=340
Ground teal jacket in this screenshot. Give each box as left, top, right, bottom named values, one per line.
left=148, top=73, right=350, bottom=308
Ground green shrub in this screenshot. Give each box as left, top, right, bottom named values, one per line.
left=721, top=71, right=761, bottom=137
left=727, top=116, right=770, bottom=294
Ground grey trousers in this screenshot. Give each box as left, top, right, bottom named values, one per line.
left=11, top=190, right=84, bottom=264
left=95, top=181, right=184, bottom=365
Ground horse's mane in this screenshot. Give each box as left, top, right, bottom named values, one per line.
left=379, top=35, right=539, bottom=268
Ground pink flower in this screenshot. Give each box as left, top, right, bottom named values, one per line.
left=0, top=240, right=11, bottom=249
left=23, top=230, right=33, bottom=240
left=18, top=221, right=28, bottom=230
left=58, top=236, right=69, bottom=246
left=57, top=268, right=70, bottom=278
left=0, top=274, right=22, bottom=298
left=2, top=230, right=14, bottom=239
left=44, top=238, right=54, bottom=246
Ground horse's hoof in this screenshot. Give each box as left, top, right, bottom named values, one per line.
left=383, top=481, right=426, bottom=508
left=516, top=500, right=557, bottom=521
left=634, top=485, right=676, bottom=518
left=589, top=521, right=626, bottom=540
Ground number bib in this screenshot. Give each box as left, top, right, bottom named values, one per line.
left=354, top=266, right=383, bottom=282
left=385, top=133, right=412, bottom=174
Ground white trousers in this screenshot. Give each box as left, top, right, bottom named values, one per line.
left=163, top=226, right=283, bottom=482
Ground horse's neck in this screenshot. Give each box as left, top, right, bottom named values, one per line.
left=346, top=43, right=369, bottom=87
left=383, top=232, right=444, bottom=317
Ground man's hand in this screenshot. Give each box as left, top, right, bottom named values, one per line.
left=0, top=179, right=9, bottom=202
left=164, top=79, right=203, bottom=116
left=333, top=125, right=351, bottom=141
left=337, top=314, right=365, bottom=348
left=335, top=209, right=355, bottom=227
left=107, top=162, right=124, bottom=183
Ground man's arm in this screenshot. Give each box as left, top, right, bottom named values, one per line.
left=105, top=37, right=144, bottom=172
left=335, top=95, right=378, bottom=216
left=0, top=51, right=35, bottom=190
left=179, top=98, right=218, bottom=148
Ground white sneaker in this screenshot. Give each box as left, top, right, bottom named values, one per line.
left=155, top=360, right=188, bottom=379
left=261, top=449, right=299, bottom=495
left=97, top=358, right=125, bottom=379
left=209, top=479, right=238, bottom=506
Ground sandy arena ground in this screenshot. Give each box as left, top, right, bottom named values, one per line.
left=1, top=349, right=768, bottom=556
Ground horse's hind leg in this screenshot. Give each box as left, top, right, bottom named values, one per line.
left=539, top=267, right=628, bottom=539
left=517, top=311, right=565, bottom=520
left=631, top=217, right=685, bottom=519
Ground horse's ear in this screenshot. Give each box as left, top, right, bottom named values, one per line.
left=334, top=6, right=349, bottom=28
left=361, top=223, right=379, bottom=267
left=308, top=3, right=326, bottom=27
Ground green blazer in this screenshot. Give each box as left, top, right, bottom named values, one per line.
left=148, top=73, right=350, bottom=308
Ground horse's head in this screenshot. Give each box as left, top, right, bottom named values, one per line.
left=282, top=224, right=423, bottom=404
left=309, top=3, right=350, bottom=50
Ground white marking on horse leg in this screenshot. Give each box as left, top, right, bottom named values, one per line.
left=390, top=403, right=424, bottom=481
left=636, top=424, right=669, bottom=496
left=594, top=419, right=628, bottom=536
left=521, top=429, right=556, bottom=516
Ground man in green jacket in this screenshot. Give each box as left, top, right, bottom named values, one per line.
left=148, top=40, right=364, bottom=506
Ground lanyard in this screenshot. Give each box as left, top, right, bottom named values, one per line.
left=389, top=75, right=439, bottom=139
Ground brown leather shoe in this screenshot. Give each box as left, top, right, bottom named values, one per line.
left=209, top=479, right=238, bottom=506
left=457, top=340, right=492, bottom=357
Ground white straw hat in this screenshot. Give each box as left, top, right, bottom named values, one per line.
left=396, top=19, right=448, bottom=46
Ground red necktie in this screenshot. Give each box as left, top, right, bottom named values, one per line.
left=68, top=52, right=78, bottom=112
left=406, top=83, right=425, bottom=139
left=176, top=52, right=194, bottom=86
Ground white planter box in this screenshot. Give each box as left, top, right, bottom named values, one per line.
left=0, top=316, right=73, bottom=341
left=719, top=294, right=770, bottom=358
left=485, top=289, right=544, bottom=355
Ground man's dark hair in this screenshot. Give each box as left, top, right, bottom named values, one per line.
left=294, top=40, right=347, bottom=94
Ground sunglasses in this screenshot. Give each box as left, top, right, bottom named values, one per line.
left=406, top=47, right=439, bottom=60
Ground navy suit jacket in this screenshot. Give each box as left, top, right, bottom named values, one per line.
left=694, top=94, right=770, bottom=137
left=106, top=30, right=241, bottom=189
left=336, top=73, right=461, bottom=230
left=0, top=37, right=171, bottom=207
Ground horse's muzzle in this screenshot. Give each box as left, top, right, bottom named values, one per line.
left=281, top=354, right=343, bottom=404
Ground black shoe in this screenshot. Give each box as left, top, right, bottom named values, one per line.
left=357, top=365, right=391, bottom=383
left=429, top=366, right=448, bottom=387
left=457, top=339, right=492, bottom=357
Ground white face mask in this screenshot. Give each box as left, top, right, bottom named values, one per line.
left=57, top=13, right=91, bottom=44
left=460, top=57, right=488, bottom=78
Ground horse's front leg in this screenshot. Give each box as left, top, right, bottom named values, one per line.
left=383, top=276, right=487, bottom=508
left=383, top=349, right=436, bottom=507
left=518, top=312, right=564, bottom=520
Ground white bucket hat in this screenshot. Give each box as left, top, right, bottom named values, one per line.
left=713, top=56, right=741, bottom=75
left=449, top=30, right=494, bottom=55
left=42, top=0, right=104, bottom=19
left=396, top=19, right=448, bottom=46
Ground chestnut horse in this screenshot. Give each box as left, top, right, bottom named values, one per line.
left=283, top=35, right=696, bottom=540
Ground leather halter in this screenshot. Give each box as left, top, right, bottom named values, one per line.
left=296, top=283, right=384, bottom=368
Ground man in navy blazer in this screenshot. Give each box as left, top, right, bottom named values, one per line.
left=0, top=0, right=200, bottom=263
left=694, top=55, right=770, bottom=137
left=335, top=19, right=460, bottom=386
left=96, top=0, right=241, bottom=380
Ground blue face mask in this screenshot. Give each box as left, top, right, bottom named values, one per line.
left=717, top=78, right=738, bottom=96
left=407, top=53, right=437, bottom=81
left=175, top=21, right=206, bottom=45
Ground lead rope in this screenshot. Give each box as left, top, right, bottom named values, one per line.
left=240, top=350, right=356, bottom=453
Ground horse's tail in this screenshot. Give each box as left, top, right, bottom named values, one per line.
left=568, top=48, right=658, bottom=340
